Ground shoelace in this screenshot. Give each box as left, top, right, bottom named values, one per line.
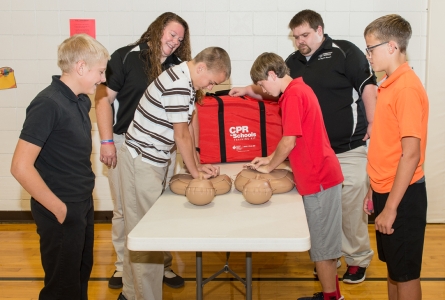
left=347, top=265, right=360, bottom=274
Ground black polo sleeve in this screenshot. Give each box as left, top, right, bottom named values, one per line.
left=104, top=47, right=128, bottom=93
left=20, top=96, right=60, bottom=147
left=341, top=41, right=377, bottom=95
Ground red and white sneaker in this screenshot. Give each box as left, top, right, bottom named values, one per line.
left=342, top=266, right=366, bottom=284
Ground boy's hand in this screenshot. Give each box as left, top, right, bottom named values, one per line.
left=245, top=156, right=270, bottom=169
left=198, top=164, right=220, bottom=177
left=53, top=201, right=67, bottom=224
left=197, top=171, right=212, bottom=180
left=255, top=165, right=271, bottom=174
left=374, top=207, right=396, bottom=235
left=229, top=87, right=247, bottom=97
left=363, top=187, right=373, bottom=215
left=244, top=157, right=272, bottom=173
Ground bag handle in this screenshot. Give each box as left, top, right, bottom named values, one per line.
left=258, top=101, right=268, bottom=157
left=211, top=94, right=227, bottom=163
left=206, top=89, right=230, bottom=97
left=206, top=89, right=246, bottom=99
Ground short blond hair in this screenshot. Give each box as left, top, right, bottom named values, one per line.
left=250, top=52, right=289, bottom=84
left=57, top=34, right=110, bottom=73
left=364, top=14, right=412, bottom=53
left=193, top=47, right=231, bottom=81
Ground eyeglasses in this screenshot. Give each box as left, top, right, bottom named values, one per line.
left=365, top=41, right=388, bottom=57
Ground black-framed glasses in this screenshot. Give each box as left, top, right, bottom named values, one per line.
left=365, top=41, right=388, bottom=57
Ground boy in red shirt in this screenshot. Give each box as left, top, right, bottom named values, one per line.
left=246, top=52, right=344, bottom=300
left=363, top=15, right=428, bottom=300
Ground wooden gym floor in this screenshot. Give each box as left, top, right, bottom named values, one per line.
left=1, top=223, right=444, bottom=300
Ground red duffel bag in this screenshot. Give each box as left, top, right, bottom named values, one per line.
left=197, top=90, right=282, bottom=164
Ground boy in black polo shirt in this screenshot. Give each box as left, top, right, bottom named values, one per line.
left=11, top=34, right=109, bottom=300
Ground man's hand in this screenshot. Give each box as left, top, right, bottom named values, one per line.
left=229, top=87, right=248, bottom=97
left=100, top=143, right=117, bottom=169
left=374, top=207, right=396, bottom=235
left=363, top=122, right=373, bottom=141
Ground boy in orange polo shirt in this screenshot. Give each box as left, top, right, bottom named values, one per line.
left=363, top=15, right=428, bottom=300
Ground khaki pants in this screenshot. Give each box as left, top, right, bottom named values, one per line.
left=108, top=133, right=125, bottom=272
left=119, top=144, right=170, bottom=300
left=108, top=134, right=175, bottom=273
left=337, top=146, right=374, bottom=267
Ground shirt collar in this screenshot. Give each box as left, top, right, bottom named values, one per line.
left=297, top=34, right=332, bottom=62
left=379, top=62, right=411, bottom=89
left=178, top=62, right=196, bottom=100
left=279, top=77, right=304, bottom=103
left=51, top=75, right=86, bottom=103
left=178, top=61, right=192, bottom=81
left=164, top=53, right=180, bottom=67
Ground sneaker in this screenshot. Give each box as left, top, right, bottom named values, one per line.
left=297, top=292, right=345, bottom=300
left=117, top=292, right=127, bottom=300
left=163, top=270, right=185, bottom=288
left=313, top=259, right=342, bottom=276
left=297, top=292, right=324, bottom=300
left=108, top=270, right=123, bottom=289
left=342, top=266, right=366, bottom=284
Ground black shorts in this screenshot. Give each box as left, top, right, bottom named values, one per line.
left=373, top=180, right=427, bottom=282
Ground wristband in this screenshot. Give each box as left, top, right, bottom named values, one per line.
left=101, top=139, right=114, bottom=144
left=195, top=147, right=201, bottom=154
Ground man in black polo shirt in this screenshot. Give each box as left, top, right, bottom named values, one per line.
left=230, top=10, right=377, bottom=288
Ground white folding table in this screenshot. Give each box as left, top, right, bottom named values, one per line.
left=127, top=162, right=310, bottom=300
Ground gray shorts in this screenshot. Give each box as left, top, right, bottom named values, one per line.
left=303, top=183, right=342, bottom=262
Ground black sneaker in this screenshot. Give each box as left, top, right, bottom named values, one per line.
left=108, top=270, right=123, bottom=289
left=297, top=292, right=324, bottom=300
left=342, top=265, right=366, bottom=284
left=117, top=292, right=127, bottom=300
left=313, top=259, right=341, bottom=276
left=163, top=270, right=185, bottom=288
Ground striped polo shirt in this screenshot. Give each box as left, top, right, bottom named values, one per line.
left=125, top=61, right=196, bottom=167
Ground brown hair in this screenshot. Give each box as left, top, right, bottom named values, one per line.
left=288, top=9, right=324, bottom=32
left=194, top=47, right=232, bottom=81
left=250, top=52, right=289, bottom=84
left=132, top=12, right=191, bottom=82
left=364, top=14, right=412, bottom=53
left=58, top=34, right=109, bottom=73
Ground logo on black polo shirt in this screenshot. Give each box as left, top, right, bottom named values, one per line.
left=318, top=52, right=332, bottom=60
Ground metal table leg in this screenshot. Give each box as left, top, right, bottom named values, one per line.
left=246, top=252, right=252, bottom=300
left=195, top=252, right=253, bottom=300
left=196, top=252, right=203, bottom=300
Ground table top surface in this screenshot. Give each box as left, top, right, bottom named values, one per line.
left=127, top=162, right=311, bottom=252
